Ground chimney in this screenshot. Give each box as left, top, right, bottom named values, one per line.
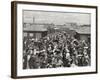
left=33, top=17, right=35, bottom=23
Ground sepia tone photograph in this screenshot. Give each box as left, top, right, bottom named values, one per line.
left=23, top=10, right=91, bottom=69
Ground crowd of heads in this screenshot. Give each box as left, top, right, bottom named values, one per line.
left=23, top=31, right=91, bottom=69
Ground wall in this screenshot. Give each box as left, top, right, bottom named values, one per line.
left=79, top=34, right=90, bottom=41
left=0, top=0, right=100, bottom=80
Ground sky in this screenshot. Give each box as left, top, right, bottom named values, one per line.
left=23, top=10, right=91, bottom=25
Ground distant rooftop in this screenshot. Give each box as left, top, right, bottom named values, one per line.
left=24, top=24, right=47, bottom=32
left=75, top=26, right=90, bottom=34
left=23, top=23, right=90, bottom=34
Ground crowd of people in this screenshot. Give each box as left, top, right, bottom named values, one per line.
left=23, top=31, right=91, bottom=69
